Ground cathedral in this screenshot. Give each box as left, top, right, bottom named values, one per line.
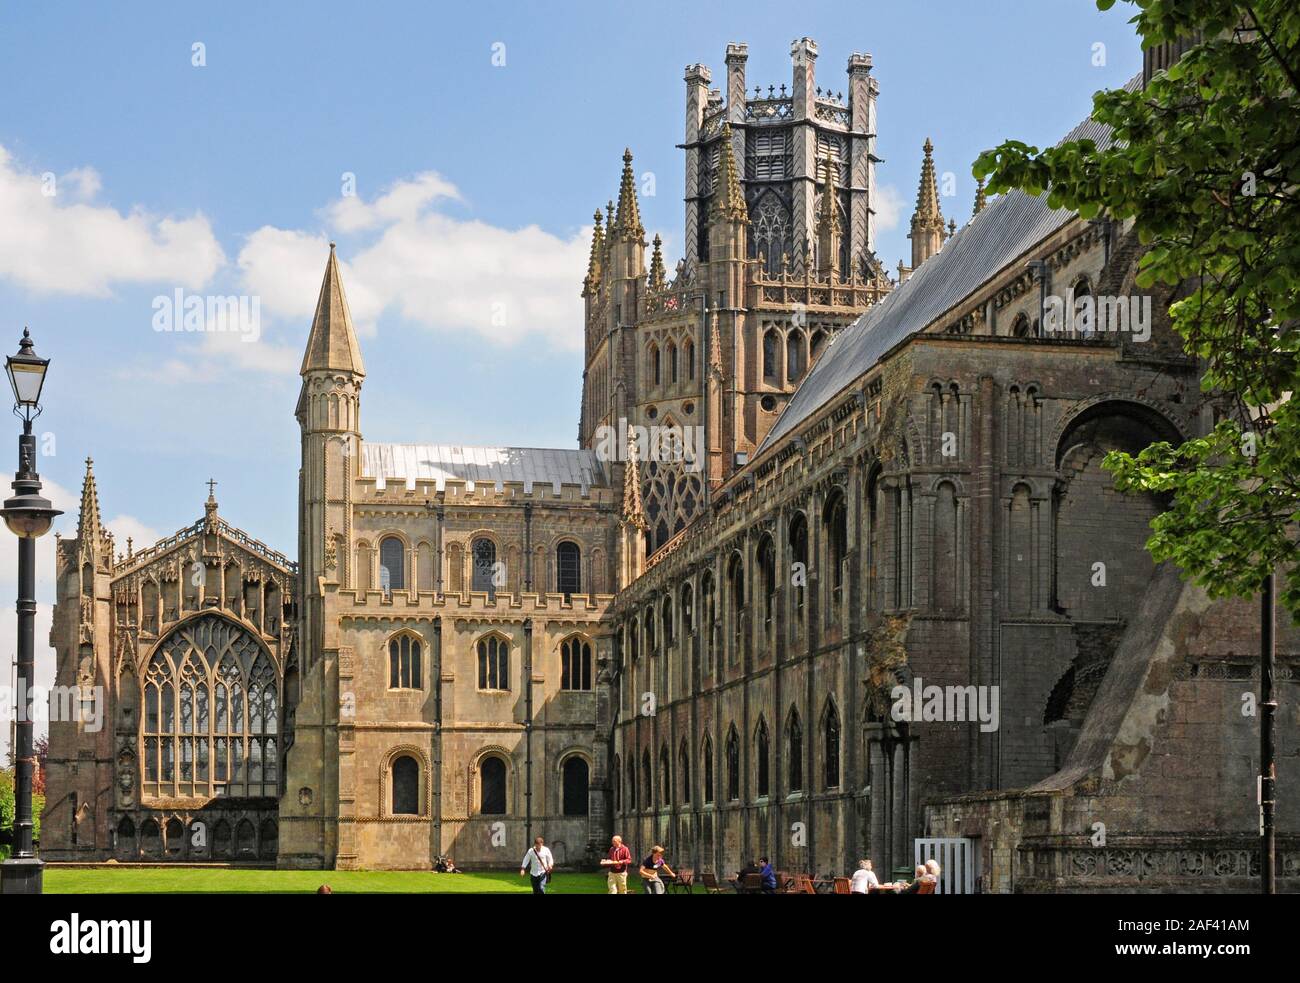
left=41, top=37, right=1298, bottom=891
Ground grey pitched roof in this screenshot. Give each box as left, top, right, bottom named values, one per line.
left=361, top=442, right=607, bottom=494
left=757, top=85, right=1133, bottom=456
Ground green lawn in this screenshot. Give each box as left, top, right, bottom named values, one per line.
left=45, top=867, right=622, bottom=894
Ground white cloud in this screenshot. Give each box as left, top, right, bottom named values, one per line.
left=0, top=145, right=225, bottom=296
left=238, top=173, right=590, bottom=353
left=874, top=183, right=905, bottom=232
left=328, top=172, right=460, bottom=233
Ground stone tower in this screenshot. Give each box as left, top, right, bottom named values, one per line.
left=578, top=38, right=893, bottom=558
left=281, top=243, right=365, bottom=867
left=43, top=458, right=114, bottom=856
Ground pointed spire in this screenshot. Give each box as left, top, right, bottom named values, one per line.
left=301, top=243, right=365, bottom=377
left=648, top=234, right=666, bottom=290
left=77, top=456, right=104, bottom=550
left=711, top=124, right=748, bottom=223
left=584, top=208, right=604, bottom=294
left=708, top=308, right=724, bottom=378
left=612, top=148, right=645, bottom=241
left=909, top=138, right=945, bottom=268
left=621, top=441, right=648, bottom=530
left=973, top=176, right=988, bottom=216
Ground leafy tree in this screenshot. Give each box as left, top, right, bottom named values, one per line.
left=975, top=0, right=1300, bottom=619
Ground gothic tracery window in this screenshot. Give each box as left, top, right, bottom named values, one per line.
left=142, top=614, right=279, bottom=800
left=560, top=635, right=592, bottom=691
left=389, top=633, right=422, bottom=690
left=477, top=634, right=510, bottom=691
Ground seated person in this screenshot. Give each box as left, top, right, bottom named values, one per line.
left=758, top=857, right=777, bottom=894
left=849, top=859, right=880, bottom=894
left=735, top=859, right=761, bottom=891
left=895, top=865, right=929, bottom=893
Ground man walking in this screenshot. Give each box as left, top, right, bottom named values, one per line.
left=519, top=836, right=554, bottom=895
left=602, top=834, right=633, bottom=894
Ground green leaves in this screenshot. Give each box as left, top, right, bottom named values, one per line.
left=979, top=0, right=1300, bottom=620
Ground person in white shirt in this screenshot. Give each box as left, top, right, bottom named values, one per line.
left=519, top=836, right=555, bottom=895
left=849, top=858, right=880, bottom=894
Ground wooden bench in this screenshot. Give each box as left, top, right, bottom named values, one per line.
left=737, top=872, right=764, bottom=894
left=669, top=868, right=694, bottom=894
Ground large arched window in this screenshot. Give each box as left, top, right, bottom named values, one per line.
left=702, top=736, right=714, bottom=804
left=667, top=341, right=678, bottom=384
left=763, top=328, right=779, bottom=379
left=612, top=754, right=622, bottom=814
left=392, top=754, right=420, bottom=815
left=787, top=329, right=805, bottom=382
left=650, top=343, right=661, bottom=387
left=661, top=595, right=674, bottom=646
left=824, top=489, right=848, bottom=613
left=471, top=538, right=497, bottom=594
left=725, top=725, right=741, bottom=801
left=678, top=739, right=692, bottom=805
left=143, top=614, right=278, bottom=799
left=686, top=339, right=696, bottom=380
left=388, top=633, right=422, bottom=690
left=728, top=552, right=745, bottom=653
left=701, top=570, right=716, bottom=672
left=787, top=707, right=804, bottom=792
left=756, top=716, right=770, bottom=798
left=822, top=700, right=841, bottom=790
left=790, top=511, right=809, bottom=624
left=659, top=744, right=671, bottom=808
left=556, top=541, right=581, bottom=597
left=379, top=536, right=405, bottom=591
left=478, top=634, right=510, bottom=691
left=680, top=582, right=693, bottom=634
left=480, top=755, right=507, bottom=815
left=641, top=749, right=653, bottom=808
left=562, top=755, right=589, bottom=816
left=757, top=533, right=776, bottom=629
left=560, top=635, right=592, bottom=691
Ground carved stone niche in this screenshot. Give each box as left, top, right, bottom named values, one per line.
left=116, top=745, right=137, bottom=809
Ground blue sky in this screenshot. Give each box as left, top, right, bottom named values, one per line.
left=0, top=0, right=1141, bottom=751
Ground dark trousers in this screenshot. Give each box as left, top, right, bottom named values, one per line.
left=530, top=873, right=548, bottom=895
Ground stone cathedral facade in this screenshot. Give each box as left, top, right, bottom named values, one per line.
left=42, top=37, right=1297, bottom=890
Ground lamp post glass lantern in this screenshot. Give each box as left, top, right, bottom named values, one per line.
left=0, top=329, right=60, bottom=895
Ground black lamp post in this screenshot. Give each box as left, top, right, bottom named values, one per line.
left=0, top=328, right=61, bottom=895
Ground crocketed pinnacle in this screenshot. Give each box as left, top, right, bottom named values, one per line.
left=711, top=124, right=748, bottom=223
left=612, top=148, right=644, bottom=240
left=622, top=441, right=647, bottom=530
left=584, top=208, right=604, bottom=293
left=648, top=233, right=666, bottom=290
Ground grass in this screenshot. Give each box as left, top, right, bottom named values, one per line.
left=44, top=867, right=633, bottom=894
